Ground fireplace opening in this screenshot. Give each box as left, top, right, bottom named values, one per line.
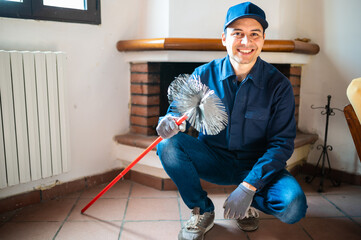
left=159, top=62, right=205, bottom=116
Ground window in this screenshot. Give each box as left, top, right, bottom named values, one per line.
left=43, top=0, right=86, bottom=10
left=0, top=0, right=101, bottom=25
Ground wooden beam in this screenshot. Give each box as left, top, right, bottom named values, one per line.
left=117, top=38, right=320, bottom=55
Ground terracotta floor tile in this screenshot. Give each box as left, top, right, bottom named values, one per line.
left=125, top=198, right=179, bottom=221
left=11, top=198, right=75, bottom=222
left=130, top=182, right=178, bottom=198
left=300, top=217, right=361, bottom=240
left=55, top=221, right=120, bottom=240
left=205, top=220, right=248, bottom=240
left=68, top=198, right=127, bottom=221
left=247, top=219, right=311, bottom=240
left=120, top=221, right=180, bottom=240
left=0, top=178, right=360, bottom=240
left=322, top=184, right=361, bottom=195
left=324, top=194, right=361, bottom=216
left=0, top=221, right=61, bottom=240
left=80, top=180, right=131, bottom=199
left=305, top=195, right=344, bottom=217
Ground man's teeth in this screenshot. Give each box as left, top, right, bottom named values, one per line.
left=240, top=49, right=252, bottom=53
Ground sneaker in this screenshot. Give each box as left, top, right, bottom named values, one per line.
left=236, top=207, right=259, bottom=232
left=178, top=207, right=215, bottom=240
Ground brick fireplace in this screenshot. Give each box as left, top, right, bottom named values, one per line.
left=114, top=38, right=319, bottom=184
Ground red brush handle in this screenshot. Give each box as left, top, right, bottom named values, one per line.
left=81, top=114, right=188, bottom=213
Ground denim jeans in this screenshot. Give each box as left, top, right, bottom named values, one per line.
left=157, top=132, right=307, bottom=224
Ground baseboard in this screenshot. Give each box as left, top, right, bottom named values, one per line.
left=1, top=164, right=360, bottom=214
left=0, top=169, right=124, bottom=214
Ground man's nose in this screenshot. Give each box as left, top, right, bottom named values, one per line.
left=241, top=35, right=248, bottom=45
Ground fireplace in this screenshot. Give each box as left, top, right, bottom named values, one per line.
left=114, top=38, right=319, bottom=184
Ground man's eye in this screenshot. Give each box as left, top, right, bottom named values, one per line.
left=251, top=33, right=260, bottom=37
left=233, top=32, right=244, bottom=38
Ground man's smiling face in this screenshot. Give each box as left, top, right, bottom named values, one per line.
left=222, top=18, right=265, bottom=68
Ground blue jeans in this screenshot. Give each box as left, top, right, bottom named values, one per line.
left=157, top=132, right=307, bottom=224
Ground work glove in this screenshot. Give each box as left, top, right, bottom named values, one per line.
left=156, top=115, right=186, bottom=139
left=223, top=183, right=255, bottom=219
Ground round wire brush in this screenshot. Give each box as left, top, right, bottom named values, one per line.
left=81, top=74, right=228, bottom=213
left=168, top=74, right=228, bottom=135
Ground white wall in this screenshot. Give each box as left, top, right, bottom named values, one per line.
left=167, top=0, right=299, bottom=39
left=0, top=0, right=147, bottom=198
left=142, top=0, right=170, bottom=38
left=297, top=0, right=361, bottom=174
left=1, top=0, right=360, bottom=198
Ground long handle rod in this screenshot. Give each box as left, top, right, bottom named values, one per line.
left=81, top=114, right=188, bottom=213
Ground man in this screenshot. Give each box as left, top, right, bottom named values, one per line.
left=156, top=2, right=307, bottom=239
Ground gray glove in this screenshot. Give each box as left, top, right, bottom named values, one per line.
left=156, top=115, right=185, bottom=139
left=223, top=183, right=255, bottom=219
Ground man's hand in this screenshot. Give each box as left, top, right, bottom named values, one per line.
left=156, top=115, right=186, bottom=139
left=223, top=182, right=256, bottom=219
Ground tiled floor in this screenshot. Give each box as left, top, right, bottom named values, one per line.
left=1, top=174, right=361, bottom=240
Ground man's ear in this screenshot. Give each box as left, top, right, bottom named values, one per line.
left=221, top=32, right=227, bottom=46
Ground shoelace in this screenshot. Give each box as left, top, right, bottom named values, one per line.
left=244, top=207, right=259, bottom=219
left=185, top=213, right=205, bottom=230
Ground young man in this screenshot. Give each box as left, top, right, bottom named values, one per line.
left=156, top=2, right=307, bottom=239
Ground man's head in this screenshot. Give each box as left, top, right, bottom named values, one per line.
left=222, top=2, right=267, bottom=71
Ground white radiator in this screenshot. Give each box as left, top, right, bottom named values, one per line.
left=0, top=50, right=70, bottom=188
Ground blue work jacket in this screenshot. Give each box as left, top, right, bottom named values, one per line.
left=168, top=55, right=296, bottom=190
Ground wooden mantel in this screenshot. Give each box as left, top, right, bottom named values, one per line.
left=117, top=38, right=320, bottom=55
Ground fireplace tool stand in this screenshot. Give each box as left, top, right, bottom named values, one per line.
left=305, top=95, right=342, bottom=192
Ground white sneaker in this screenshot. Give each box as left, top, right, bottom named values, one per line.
left=178, top=207, right=215, bottom=240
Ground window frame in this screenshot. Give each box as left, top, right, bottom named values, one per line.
left=0, top=0, right=101, bottom=25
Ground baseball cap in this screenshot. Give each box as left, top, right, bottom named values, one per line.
left=224, top=2, right=268, bottom=31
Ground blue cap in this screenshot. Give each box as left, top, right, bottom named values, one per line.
left=224, top=2, right=268, bottom=31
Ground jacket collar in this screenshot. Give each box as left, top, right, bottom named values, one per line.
left=220, top=55, right=264, bottom=89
